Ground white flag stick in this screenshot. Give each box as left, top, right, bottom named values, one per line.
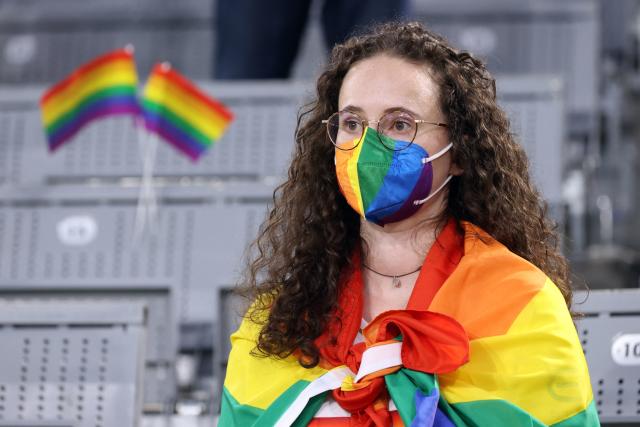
left=133, top=117, right=159, bottom=243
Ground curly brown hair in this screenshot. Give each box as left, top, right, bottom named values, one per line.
left=239, top=21, right=571, bottom=368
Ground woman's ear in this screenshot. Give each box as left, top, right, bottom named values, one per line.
left=449, top=140, right=464, bottom=176
left=449, top=162, right=463, bottom=176
left=448, top=136, right=467, bottom=176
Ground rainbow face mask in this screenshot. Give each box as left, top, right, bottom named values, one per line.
left=335, top=127, right=453, bottom=226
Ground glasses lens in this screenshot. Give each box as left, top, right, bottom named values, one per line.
left=378, top=111, right=417, bottom=150
left=327, top=111, right=364, bottom=150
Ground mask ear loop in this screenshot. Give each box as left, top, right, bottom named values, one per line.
left=414, top=142, right=455, bottom=206
left=414, top=174, right=453, bottom=206
left=421, top=142, right=453, bottom=164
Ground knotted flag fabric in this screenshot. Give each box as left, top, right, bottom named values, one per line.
left=40, top=47, right=140, bottom=151
left=220, top=220, right=600, bottom=427
left=140, top=63, right=234, bottom=161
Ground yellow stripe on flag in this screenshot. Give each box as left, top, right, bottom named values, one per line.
left=42, top=63, right=137, bottom=124
left=143, top=75, right=230, bottom=140
left=346, top=129, right=366, bottom=215
left=438, top=278, right=594, bottom=426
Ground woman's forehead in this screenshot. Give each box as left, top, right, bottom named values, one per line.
left=338, top=54, right=441, bottom=119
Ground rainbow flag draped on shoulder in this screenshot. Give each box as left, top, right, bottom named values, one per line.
left=40, top=47, right=140, bottom=151
left=220, top=220, right=600, bottom=427
left=140, top=63, right=234, bottom=161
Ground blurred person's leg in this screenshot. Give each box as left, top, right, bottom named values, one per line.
left=320, top=0, right=412, bottom=49
left=214, top=0, right=313, bottom=79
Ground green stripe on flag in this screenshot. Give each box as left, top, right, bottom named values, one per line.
left=448, top=399, right=546, bottom=426
left=357, top=129, right=395, bottom=213
left=386, top=369, right=437, bottom=426
left=220, top=379, right=319, bottom=426
left=444, top=396, right=600, bottom=426
left=550, top=400, right=600, bottom=427
left=255, top=380, right=314, bottom=426
left=219, top=386, right=264, bottom=426
left=291, top=391, right=329, bottom=427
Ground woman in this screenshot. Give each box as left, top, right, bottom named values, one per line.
left=220, top=22, right=599, bottom=426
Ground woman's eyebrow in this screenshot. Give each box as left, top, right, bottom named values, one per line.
left=382, top=106, right=421, bottom=117
left=340, top=105, right=423, bottom=118
left=341, top=105, right=363, bottom=113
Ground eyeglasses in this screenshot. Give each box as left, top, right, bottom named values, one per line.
left=322, top=110, right=448, bottom=151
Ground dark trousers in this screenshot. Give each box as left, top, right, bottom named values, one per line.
left=214, top=0, right=411, bottom=79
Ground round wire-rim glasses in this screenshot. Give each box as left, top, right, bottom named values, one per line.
left=322, top=110, right=448, bottom=151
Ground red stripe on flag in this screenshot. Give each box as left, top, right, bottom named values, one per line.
left=41, top=49, right=134, bottom=105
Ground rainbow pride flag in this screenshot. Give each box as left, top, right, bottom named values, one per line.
left=40, top=47, right=140, bottom=151
left=140, top=63, right=234, bottom=161
left=221, top=221, right=600, bottom=426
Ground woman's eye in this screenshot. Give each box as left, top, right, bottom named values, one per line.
left=392, top=120, right=411, bottom=132
left=343, top=119, right=361, bottom=132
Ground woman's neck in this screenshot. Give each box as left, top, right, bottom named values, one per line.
left=359, top=217, right=443, bottom=322
left=359, top=188, right=449, bottom=266
left=358, top=196, right=449, bottom=321
left=360, top=215, right=442, bottom=275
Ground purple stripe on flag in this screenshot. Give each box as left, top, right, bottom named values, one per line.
left=411, top=387, right=440, bottom=427
left=433, top=408, right=456, bottom=427
left=47, top=96, right=140, bottom=151
left=142, top=111, right=207, bottom=161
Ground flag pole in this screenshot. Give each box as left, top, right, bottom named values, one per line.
left=133, top=52, right=162, bottom=243
left=133, top=120, right=160, bottom=243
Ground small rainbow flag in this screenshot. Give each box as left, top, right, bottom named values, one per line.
left=40, top=47, right=140, bottom=151
left=140, top=63, right=234, bottom=161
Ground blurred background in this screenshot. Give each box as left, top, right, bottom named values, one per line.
left=0, top=0, right=639, bottom=426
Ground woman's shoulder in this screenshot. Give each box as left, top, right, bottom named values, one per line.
left=457, top=220, right=550, bottom=290
left=429, top=221, right=566, bottom=340
left=459, top=221, right=547, bottom=276
left=222, top=304, right=329, bottom=421
left=434, top=223, right=594, bottom=426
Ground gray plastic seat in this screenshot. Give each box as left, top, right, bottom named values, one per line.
left=0, top=300, right=147, bottom=426
left=0, top=287, right=175, bottom=413
left=574, top=289, right=640, bottom=423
